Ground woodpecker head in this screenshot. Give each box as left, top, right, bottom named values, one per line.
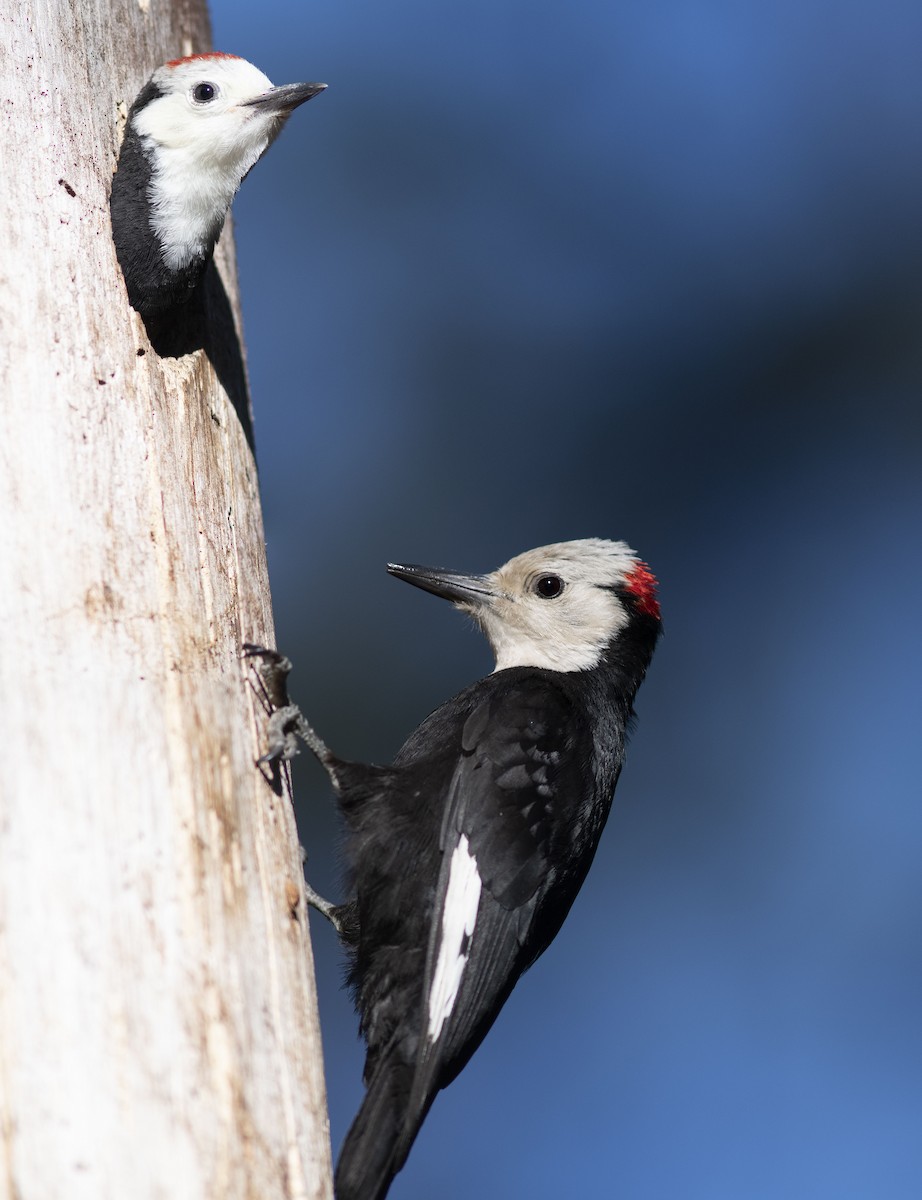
left=111, top=54, right=326, bottom=313
left=388, top=539, right=661, bottom=673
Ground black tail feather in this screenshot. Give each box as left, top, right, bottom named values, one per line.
left=335, top=1059, right=427, bottom=1200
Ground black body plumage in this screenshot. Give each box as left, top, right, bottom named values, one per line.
left=252, top=539, right=661, bottom=1200
left=335, top=663, right=650, bottom=1200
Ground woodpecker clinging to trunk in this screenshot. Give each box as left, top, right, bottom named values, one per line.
left=110, top=53, right=326, bottom=316
left=250, top=538, right=661, bottom=1200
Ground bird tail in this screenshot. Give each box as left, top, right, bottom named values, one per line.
left=335, top=1058, right=425, bottom=1200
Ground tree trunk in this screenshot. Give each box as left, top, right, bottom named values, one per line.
left=0, top=3, right=333, bottom=1198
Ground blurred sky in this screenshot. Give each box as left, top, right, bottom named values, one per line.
left=212, top=2, right=922, bottom=1196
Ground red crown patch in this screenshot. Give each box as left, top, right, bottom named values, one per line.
left=625, top=561, right=660, bottom=620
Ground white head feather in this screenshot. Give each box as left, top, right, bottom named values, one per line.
left=132, top=55, right=322, bottom=269
left=471, top=539, right=646, bottom=672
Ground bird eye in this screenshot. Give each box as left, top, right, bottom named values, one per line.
left=533, top=574, right=564, bottom=599
left=192, top=82, right=217, bottom=104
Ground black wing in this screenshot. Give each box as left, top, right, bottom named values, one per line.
left=396, top=674, right=592, bottom=1158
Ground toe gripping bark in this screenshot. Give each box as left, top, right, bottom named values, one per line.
left=243, top=643, right=356, bottom=942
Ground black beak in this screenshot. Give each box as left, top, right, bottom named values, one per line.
left=387, top=563, right=495, bottom=607
left=243, top=81, right=327, bottom=114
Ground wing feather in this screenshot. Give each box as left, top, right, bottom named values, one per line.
left=398, top=677, right=586, bottom=1151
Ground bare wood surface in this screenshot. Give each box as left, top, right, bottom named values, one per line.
left=0, top=2, right=333, bottom=1197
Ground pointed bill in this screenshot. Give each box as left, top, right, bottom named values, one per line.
left=242, top=81, right=327, bottom=113
left=387, top=562, right=496, bottom=606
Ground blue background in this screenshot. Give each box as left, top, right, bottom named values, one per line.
left=213, top=2, right=922, bottom=1196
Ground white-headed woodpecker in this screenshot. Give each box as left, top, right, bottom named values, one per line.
left=110, top=54, right=326, bottom=315
left=251, top=538, right=661, bottom=1200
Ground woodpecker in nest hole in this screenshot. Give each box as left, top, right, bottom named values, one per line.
left=111, top=53, right=325, bottom=315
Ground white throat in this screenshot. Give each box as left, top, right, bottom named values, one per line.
left=486, top=614, right=619, bottom=673
left=477, top=589, right=629, bottom=674
left=136, top=136, right=259, bottom=270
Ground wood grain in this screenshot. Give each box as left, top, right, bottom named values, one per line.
left=0, top=2, right=333, bottom=1196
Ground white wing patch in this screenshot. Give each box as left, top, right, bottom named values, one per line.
left=427, top=835, right=482, bottom=1043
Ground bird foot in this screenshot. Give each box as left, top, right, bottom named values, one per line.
left=303, top=879, right=346, bottom=935
left=298, top=845, right=359, bottom=945
left=243, top=643, right=339, bottom=783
